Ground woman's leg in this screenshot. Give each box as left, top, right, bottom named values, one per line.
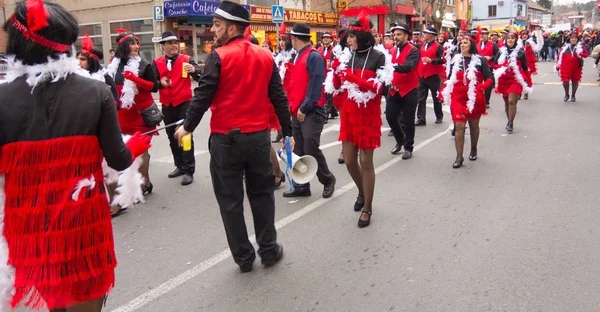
left=139, top=151, right=152, bottom=193
left=343, top=142, right=363, bottom=202
left=270, top=146, right=283, bottom=186
left=571, top=80, right=579, bottom=101
left=454, top=121, right=466, bottom=166
left=65, top=297, right=105, bottom=312
left=562, top=81, right=570, bottom=100
left=468, top=118, right=480, bottom=159
left=507, top=93, right=519, bottom=132
left=358, top=149, right=375, bottom=221
left=503, top=95, right=509, bottom=120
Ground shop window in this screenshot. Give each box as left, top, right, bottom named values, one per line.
left=109, top=19, right=155, bottom=61
left=73, top=23, right=103, bottom=58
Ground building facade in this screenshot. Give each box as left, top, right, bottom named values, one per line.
left=0, top=0, right=6, bottom=55
left=472, top=0, right=528, bottom=29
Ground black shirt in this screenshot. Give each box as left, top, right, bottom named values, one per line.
left=183, top=36, right=292, bottom=138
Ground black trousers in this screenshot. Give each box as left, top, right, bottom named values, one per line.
left=325, top=93, right=337, bottom=117
left=417, top=75, right=443, bottom=122
left=163, top=101, right=195, bottom=174
left=485, top=75, right=496, bottom=105
left=209, top=129, right=278, bottom=266
left=291, top=112, right=334, bottom=190
left=386, top=89, right=418, bottom=152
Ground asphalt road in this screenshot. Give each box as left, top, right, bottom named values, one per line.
left=16, top=61, right=600, bottom=312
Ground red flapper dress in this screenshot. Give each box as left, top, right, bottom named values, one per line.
left=557, top=44, right=588, bottom=83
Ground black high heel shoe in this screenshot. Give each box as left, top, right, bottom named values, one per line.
left=354, top=195, right=364, bottom=211
left=505, top=123, right=513, bottom=134
left=570, top=96, right=576, bottom=102
left=469, top=151, right=477, bottom=161
left=358, top=210, right=371, bottom=228
left=453, top=158, right=464, bottom=169
left=275, top=173, right=285, bottom=188
left=272, top=133, right=283, bottom=143
left=142, top=183, right=153, bottom=195
left=563, top=95, right=570, bottom=102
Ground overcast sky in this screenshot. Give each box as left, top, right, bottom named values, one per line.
left=555, top=0, right=596, bottom=5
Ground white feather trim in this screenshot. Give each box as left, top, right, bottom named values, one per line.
left=443, top=42, right=457, bottom=78
left=465, top=55, right=481, bottom=113
left=342, top=81, right=376, bottom=107
left=441, top=54, right=462, bottom=107
left=374, top=44, right=394, bottom=87
left=324, top=70, right=339, bottom=95
left=1, top=54, right=95, bottom=91
left=324, top=46, right=353, bottom=95
left=275, top=50, right=293, bottom=81
left=71, top=175, right=97, bottom=201
left=105, top=135, right=146, bottom=208
left=104, top=56, right=141, bottom=110
left=0, top=175, right=15, bottom=312
left=494, top=46, right=532, bottom=94
left=90, top=72, right=106, bottom=82
left=528, top=30, right=544, bottom=52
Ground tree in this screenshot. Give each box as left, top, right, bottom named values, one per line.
left=536, top=0, right=552, bottom=11
left=380, top=0, right=401, bottom=29
left=411, top=0, right=447, bottom=32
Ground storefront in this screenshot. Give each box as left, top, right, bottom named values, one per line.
left=341, top=5, right=390, bottom=34
left=249, top=6, right=337, bottom=49
left=164, top=0, right=250, bottom=63
left=394, top=4, right=418, bottom=31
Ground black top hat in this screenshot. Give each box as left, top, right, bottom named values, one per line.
left=322, top=32, right=332, bottom=38
left=481, top=28, right=489, bottom=34
left=412, top=30, right=422, bottom=35
left=287, top=23, right=311, bottom=37
left=213, top=0, right=250, bottom=25
left=159, top=31, right=179, bottom=43
left=391, top=24, right=410, bottom=35
left=502, top=29, right=510, bottom=34
left=423, top=27, right=437, bottom=35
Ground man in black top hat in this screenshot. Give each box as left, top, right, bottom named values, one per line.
left=153, top=31, right=201, bottom=186
left=283, top=23, right=336, bottom=199
left=318, top=31, right=337, bottom=119
left=175, top=0, right=290, bottom=273
left=416, top=26, right=444, bottom=126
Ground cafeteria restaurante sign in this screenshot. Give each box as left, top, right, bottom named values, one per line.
left=250, top=6, right=337, bottom=25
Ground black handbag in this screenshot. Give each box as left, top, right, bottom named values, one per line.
left=139, top=102, right=164, bottom=127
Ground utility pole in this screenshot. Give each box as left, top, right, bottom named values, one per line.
left=420, top=0, right=423, bottom=30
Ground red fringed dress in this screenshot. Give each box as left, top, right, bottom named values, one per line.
left=326, top=47, right=391, bottom=150
left=439, top=54, right=492, bottom=122
left=494, top=46, right=532, bottom=97
left=106, top=56, right=159, bottom=135
left=0, top=57, right=135, bottom=310
left=523, top=43, right=538, bottom=75
left=556, top=43, right=588, bottom=83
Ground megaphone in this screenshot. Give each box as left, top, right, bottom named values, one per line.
left=277, top=149, right=318, bottom=184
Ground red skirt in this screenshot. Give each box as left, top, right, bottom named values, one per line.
left=559, top=58, right=583, bottom=82
left=338, top=96, right=382, bottom=150
left=496, top=69, right=524, bottom=96
left=450, top=85, right=487, bottom=122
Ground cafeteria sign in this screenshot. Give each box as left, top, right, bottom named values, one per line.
left=164, top=0, right=249, bottom=17
left=251, top=6, right=337, bottom=25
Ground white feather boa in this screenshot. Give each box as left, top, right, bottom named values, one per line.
left=90, top=72, right=106, bottom=83
left=104, top=56, right=141, bottom=110
left=493, top=46, right=533, bottom=94
left=443, top=42, right=457, bottom=78
left=0, top=175, right=15, bottom=312
left=555, top=42, right=584, bottom=73
left=102, top=135, right=146, bottom=208
left=373, top=44, right=394, bottom=87
left=517, top=29, right=544, bottom=52
left=441, top=54, right=481, bottom=113
left=275, top=49, right=293, bottom=81
left=324, top=45, right=352, bottom=95
left=1, top=54, right=96, bottom=90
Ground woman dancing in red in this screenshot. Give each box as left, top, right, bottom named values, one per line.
left=440, top=35, right=492, bottom=168
left=493, top=32, right=531, bottom=134
left=556, top=31, right=588, bottom=102
left=326, top=13, right=393, bottom=227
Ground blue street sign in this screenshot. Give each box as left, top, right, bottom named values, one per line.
left=153, top=5, right=164, bottom=21
left=272, top=5, right=285, bottom=23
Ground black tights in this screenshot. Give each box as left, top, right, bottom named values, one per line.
left=49, top=297, right=105, bottom=312
left=563, top=81, right=579, bottom=97
left=454, top=119, right=480, bottom=162
left=342, top=142, right=375, bottom=220
left=503, top=93, right=519, bottom=126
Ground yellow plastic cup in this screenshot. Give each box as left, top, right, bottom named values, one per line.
left=182, top=134, right=192, bottom=151
left=182, top=62, right=189, bottom=78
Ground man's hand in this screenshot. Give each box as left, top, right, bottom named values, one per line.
left=160, top=76, right=172, bottom=88
left=184, top=64, right=196, bottom=73
left=174, top=126, right=190, bottom=147
left=282, top=136, right=296, bottom=153
left=297, top=111, right=306, bottom=123
left=422, top=57, right=432, bottom=64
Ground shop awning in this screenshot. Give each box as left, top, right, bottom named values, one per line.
left=442, top=20, right=457, bottom=28
left=251, top=23, right=335, bottom=33
left=342, top=5, right=390, bottom=17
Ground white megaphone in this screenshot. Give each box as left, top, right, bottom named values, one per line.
left=277, top=149, right=318, bottom=184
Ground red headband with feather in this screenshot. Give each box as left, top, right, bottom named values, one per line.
left=244, top=26, right=252, bottom=41
left=349, top=10, right=371, bottom=32
left=11, top=0, right=71, bottom=52
left=80, top=34, right=100, bottom=60
left=279, top=23, right=289, bottom=39
left=117, top=28, right=138, bottom=44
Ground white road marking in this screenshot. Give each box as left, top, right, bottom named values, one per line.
left=152, top=151, right=208, bottom=164
left=110, top=125, right=452, bottom=312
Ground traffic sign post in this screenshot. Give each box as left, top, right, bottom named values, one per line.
left=153, top=5, right=164, bottom=22
left=272, top=5, right=285, bottom=23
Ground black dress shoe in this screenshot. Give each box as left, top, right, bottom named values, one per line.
left=323, top=177, right=336, bottom=198
left=262, top=245, right=283, bottom=267
left=181, top=174, right=194, bottom=186
left=283, top=189, right=311, bottom=197
left=387, top=130, right=394, bottom=137
left=358, top=210, right=371, bottom=228
left=239, top=263, right=253, bottom=273
left=402, top=150, right=412, bottom=159
left=415, top=120, right=426, bottom=126
left=168, top=168, right=184, bottom=178
left=435, top=118, right=443, bottom=124
left=391, top=144, right=402, bottom=155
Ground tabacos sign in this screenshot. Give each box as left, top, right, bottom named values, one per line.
left=250, top=6, right=337, bottom=25
left=164, top=0, right=249, bottom=17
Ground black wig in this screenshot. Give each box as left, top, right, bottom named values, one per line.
left=115, top=32, right=141, bottom=61
left=77, top=50, right=103, bottom=74
left=3, top=1, right=79, bottom=65
left=347, top=20, right=375, bottom=51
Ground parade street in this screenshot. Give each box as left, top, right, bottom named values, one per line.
left=34, top=60, right=597, bottom=312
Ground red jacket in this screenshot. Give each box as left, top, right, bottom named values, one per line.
left=389, top=44, right=419, bottom=97
left=154, top=54, right=193, bottom=107
left=211, top=38, right=273, bottom=134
